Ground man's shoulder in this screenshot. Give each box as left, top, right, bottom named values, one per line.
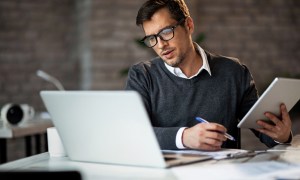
left=131, top=57, right=162, bottom=71
left=205, top=51, right=249, bottom=75
left=206, top=51, right=242, bottom=67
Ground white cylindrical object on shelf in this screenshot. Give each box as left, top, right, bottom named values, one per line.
left=47, top=127, right=67, bottom=157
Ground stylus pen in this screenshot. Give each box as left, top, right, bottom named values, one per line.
left=195, top=117, right=236, bottom=141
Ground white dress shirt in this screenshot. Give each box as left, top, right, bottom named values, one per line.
left=164, top=43, right=212, bottom=149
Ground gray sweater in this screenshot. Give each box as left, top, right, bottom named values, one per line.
left=125, top=51, right=277, bottom=149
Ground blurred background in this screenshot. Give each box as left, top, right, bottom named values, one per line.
left=0, top=0, right=299, bottom=162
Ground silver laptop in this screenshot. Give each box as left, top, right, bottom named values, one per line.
left=40, top=91, right=211, bottom=168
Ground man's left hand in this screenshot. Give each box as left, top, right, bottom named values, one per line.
left=256, top=103, right=292, bottom=143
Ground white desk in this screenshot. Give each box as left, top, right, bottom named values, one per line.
left=1, top=144, right=300, bottom=180
left=0, top=114, right=53, bottom=163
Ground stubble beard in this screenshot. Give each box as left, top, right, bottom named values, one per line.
left=163, top=53, right=185, bottom=67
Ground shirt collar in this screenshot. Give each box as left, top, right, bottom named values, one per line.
left=164, top=43, right=212, bottom=79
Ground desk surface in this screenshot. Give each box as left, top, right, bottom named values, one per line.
left=1, top=145, right=300, bottom=180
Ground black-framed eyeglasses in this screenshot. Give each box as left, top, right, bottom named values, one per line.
left=141, top=18, right=186, bottom=48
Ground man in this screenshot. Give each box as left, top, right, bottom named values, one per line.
left=125, top=0, right=292, bottom=150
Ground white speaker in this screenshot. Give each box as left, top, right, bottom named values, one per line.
left=0, top=103, right=35, bottom=128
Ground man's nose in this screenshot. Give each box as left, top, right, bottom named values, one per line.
left=156, top=36, right=168, bottom=49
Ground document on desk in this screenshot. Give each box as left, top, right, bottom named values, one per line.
left=171, top=161, right=300, bottom=180
left=162, top=148, right=250, bottom=160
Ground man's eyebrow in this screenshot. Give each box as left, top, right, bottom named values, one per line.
left=145, top=24, right=174, bottom=37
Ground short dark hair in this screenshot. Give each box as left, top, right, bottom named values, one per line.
left=136, top=0, right=190, bottom=26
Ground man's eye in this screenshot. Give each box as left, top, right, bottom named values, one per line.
left=148, top=36, right=156, bottom=42
left=160, top=28, right=173, bottom=35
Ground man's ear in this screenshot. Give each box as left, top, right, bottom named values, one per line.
left=185, top=17, right=194, bottom=34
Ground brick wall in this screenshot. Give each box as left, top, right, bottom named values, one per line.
left=0, top=0, right=79, bottom=112
left=193, top=0, right=300, bottom=93
left=1, top=0, right=299, bottom=111
left=90, top=0, right=142, bottom=90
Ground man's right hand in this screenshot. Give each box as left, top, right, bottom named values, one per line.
left=182, top=123, right=227, bottom=150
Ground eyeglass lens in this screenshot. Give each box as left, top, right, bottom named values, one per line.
left=144, top=28, right=174, bottom=47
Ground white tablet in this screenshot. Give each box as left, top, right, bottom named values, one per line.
left=237, top=77, right=300, bottom=129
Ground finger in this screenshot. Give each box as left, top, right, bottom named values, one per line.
left=280, top=103, right=291, bottom=125
left=205, top=123, right=227, bottom=133
left=205, top=132, right=226, bottom=142
left=256, top=128, right=278, bottom=139
left=189, top=135, right=222, bottom=150
left=264, top=112, right=282, bottom=127
left=204, top=137, right=224, bottom=147
left=206, top=131, right=227, bottom=141
left=257, top=120, right=280, bottom=132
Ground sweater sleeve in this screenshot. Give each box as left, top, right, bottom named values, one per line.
left=125, top=64, right=180, bottom=150
left=239, top=65, right=278, bottom=148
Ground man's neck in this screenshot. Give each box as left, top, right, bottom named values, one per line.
left=178, top=44, right=203, bottom=78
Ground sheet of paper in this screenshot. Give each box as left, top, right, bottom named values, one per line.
left=162, top=148, right=249, bottom=160
left=171, top=161, right=300, bottom=180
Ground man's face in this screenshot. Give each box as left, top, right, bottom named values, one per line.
left=142, top=8, right=191, bottom=67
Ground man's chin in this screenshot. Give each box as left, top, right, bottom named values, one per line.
left=163, top=59, right=179, bottom=67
